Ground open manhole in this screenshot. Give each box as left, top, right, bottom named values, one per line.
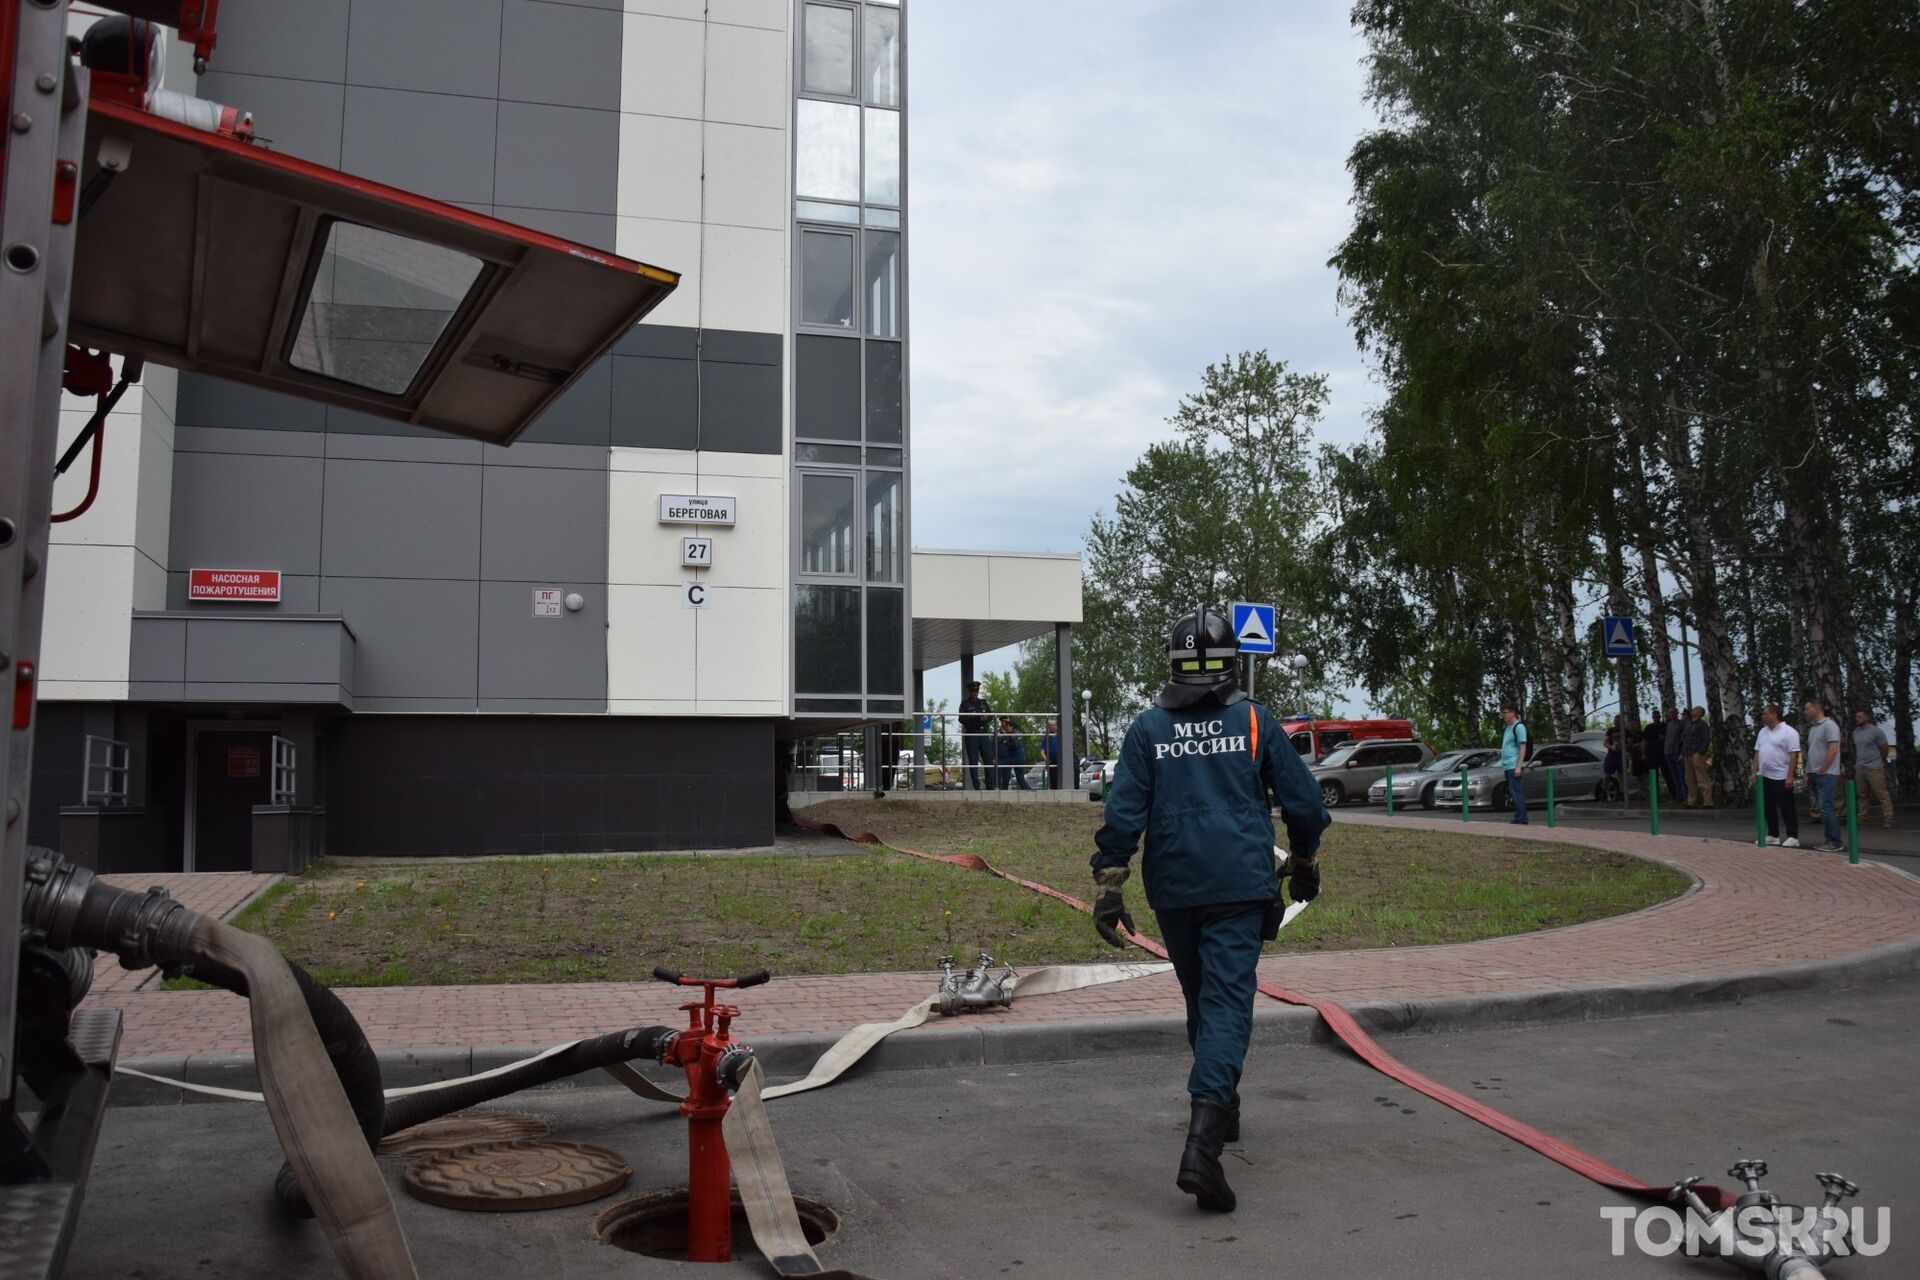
left=594, top=1189, right=841, bottom=1260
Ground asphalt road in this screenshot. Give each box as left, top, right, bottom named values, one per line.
left=67, top=982, right=1917, bottom=1279
left=1345, top=793, right=1920, bottom=863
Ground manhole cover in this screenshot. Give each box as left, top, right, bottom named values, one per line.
left=378, top=1112, right=551, bottom=1158
left=404, top=1139, right=631, bottom=1212
left=594, top=1189, right=840, bottom=1260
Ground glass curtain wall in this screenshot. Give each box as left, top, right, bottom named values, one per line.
left=794, top=0, right=907, bottom=717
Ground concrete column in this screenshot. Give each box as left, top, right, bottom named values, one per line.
left=912, top=669, right=926, bottom=791
left=959, top=653, right=975, bottom=791
left=1055, top=623, right=1077, bottom=791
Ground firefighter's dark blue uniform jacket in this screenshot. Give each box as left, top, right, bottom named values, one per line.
left=1093, top=696, right=1329, bottom=909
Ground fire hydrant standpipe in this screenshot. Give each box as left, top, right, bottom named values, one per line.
left=651, top=965, right=769, bottom=1263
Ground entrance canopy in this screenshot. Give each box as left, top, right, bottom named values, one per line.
left=71, top=98, right=679, bottom=446
left=910, top=548, right=1083, bottom=670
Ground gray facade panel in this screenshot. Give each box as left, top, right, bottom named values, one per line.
left=492, top=101, right=619, bottom=214
left=477, top=581, right=607, bottom=702
left=320, top=459, right=482, bottom=580
left=341, top=86, right=498, bottom=206
left=480, top=443, right=609, bottom=471
left=323, top=432, right=483, bottom=465
left=173, top=425, right=326, bottom=458
left=319, top=577, right=479, bottom=701
left=179, top=682, right=346, bottom=705
left=494, top=206, right=618, bottom=254
left=165, top=573, right=322, bottom=612
left=500, top=0, right=621, bottom=111
left=611, top=356, right=698, bottom=449
left=208, top=0, right=349, bottom=82
left=480, top=470, right=609, bottom=583
left=181, top=620, right=349, bottom=686
left=795, top=334, right=861, bottom=439
left=129, top=681, right=187, bottom=702
left=698, top=361, right=782, bottom=454
left=699, top=329, right=783, bottom=366
left=345, top=0, right=503, bottom=98
left=196, top=72, right=345, bottom=167
left=616, top=325, right=699, bottom=360
left=326, top=404, right=448, bottom=440
left=514, top=357, right=611, bottom=447
left=176, top=376, right=327, bottom=433
left=129, top=618, right=186, bottom=683
left=170, top=453, right=325, bottom=576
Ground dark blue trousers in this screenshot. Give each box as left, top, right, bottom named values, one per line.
left=1153, top=902, right=1266, bottom=1106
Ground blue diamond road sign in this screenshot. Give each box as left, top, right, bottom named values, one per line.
left=1603, top=616, right=1636, bottom=658
left=1231, top=602, right=1276, bottom=655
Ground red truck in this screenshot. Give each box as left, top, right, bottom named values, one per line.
left=1281, top=717, right=1418, bottom=763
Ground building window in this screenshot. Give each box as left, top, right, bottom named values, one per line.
left=865, top=340, right=901, bottom=443
left=863, top=107, right=900, bottom=206
left=796, top=99, right=860, bottom=202
left=800, top=230, right=856, bottom=329
left=866, top=587, right=904, bottom=694
left=863, top=6, right=901, bottom=106
left=796, top=586, right=862, bottom=694
left=799, top=471, right=858, bottom=575
left=797, top=334, right=861, bottom=439
left=797, top=199, right=860, bottom=226
left=803, top=3, right=855, bottom=97
left=862, top=230, right=900, bottom=338
left=866, top=470, right=901, bottom=583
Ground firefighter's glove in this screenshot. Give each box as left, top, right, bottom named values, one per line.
left=1091, top=866, right=1135, bottom=948
left=1287, top=857, right=1320, bottom=905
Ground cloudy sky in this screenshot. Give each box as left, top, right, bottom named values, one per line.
left=905, top=2, right=1381, bottom=704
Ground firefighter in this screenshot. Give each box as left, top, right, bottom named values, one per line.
left=1090, top=605, right=1329, bottom=1212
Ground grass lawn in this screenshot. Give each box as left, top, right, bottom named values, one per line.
left=211, top=801, right=1688, bottom=989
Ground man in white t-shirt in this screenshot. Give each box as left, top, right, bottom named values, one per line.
left=1751, top=704, right=1802, bottom=848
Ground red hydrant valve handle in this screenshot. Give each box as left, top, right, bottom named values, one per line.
left=652, top=966, right=771, bottom=989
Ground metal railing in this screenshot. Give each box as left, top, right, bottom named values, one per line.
left=790, top=709, right=1091, bottom=794
left=80, top=735, right=130, bottom=807
left=270, top=734, right=297, bottom=806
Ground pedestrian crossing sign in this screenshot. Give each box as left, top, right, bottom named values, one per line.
left=1231, top=602, right=1276, bottom=654
left=1603, top=616, right=1636, bottom=658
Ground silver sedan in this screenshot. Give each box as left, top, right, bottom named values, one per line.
left=1431, top=742, right=1608, bottom=811
left=1367, top=748, right=1499, bottom=808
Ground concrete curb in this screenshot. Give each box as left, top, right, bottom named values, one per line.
left=105, top=930, right=1920, bottom=1109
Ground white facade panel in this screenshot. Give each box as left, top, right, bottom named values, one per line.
left=39, top=543, right=135, bottom=697
left=616, top=217, right=704, bottom=328
left=987, top=555, right=1085, bottom=623
left=610, top=444, right=701, bottom=475
left=620, top=13, right=706, bottom=120
left=707, top=0, right=789, bottom=32
left=625, top=0, right=706, bottom=17
left=695, top=586, right=785, bottom=708
left=617, top=113, right=704, bottom=223
left=686, top=473, right=782, bottom=589
left=609, top=470, right=700, bottom=587
left=607, top=584, right=697, bottom=705
left=49, top=404, right=144, bottom=549
left=700, top=224, right=787, bottom=333
left=704, top=22, right=788, bottom=129
left=694, top=449, right=785, bottom=481
left=704, top=121, right=788, bottom=230
left=911, top=550, right=992, bottom=621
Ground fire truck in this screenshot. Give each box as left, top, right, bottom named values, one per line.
left=1, top=3, right=676, bottom=1272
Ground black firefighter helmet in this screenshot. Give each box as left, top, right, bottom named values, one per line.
left=1163, top=605, right=1240, bottom=703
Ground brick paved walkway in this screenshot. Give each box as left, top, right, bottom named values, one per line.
left=85, top=817, right=1920, bottom=1057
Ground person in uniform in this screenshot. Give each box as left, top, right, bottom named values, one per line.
left=1090, top=605, right=1329, bottom=1212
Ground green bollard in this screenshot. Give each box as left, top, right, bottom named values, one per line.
left=1755, top=779, right=1767, bottom=848
left=1546, top=766, right=1557, bottom=828
left=1461, top=765, right=1470, bottom=823
left=1847, top=779, right=1859, bottom=865
left=1649, top=772, right=1660, bottom=837
left=1385, top=765, right=1394, bottom=816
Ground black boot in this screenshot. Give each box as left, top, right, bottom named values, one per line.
left=1225, top=1091, right=1240, bottom=1144
left=1177, top=1098, right=1237, bottom=1212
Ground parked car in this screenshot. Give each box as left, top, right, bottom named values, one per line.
left=1088, top=758, right=1120, bottom=800
left=1367, top=748, right=1499, bottom=808
left=1282, top=717, right=1418, bottom=763
left=1431, top=741, right=1608, bottom=810
left=1308, top=739, right=1432, bottom=808
left=1079, top=758, right=1112, bottom=790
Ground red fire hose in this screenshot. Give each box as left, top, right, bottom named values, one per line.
left=800, top=816, right=1736, bottom=1214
